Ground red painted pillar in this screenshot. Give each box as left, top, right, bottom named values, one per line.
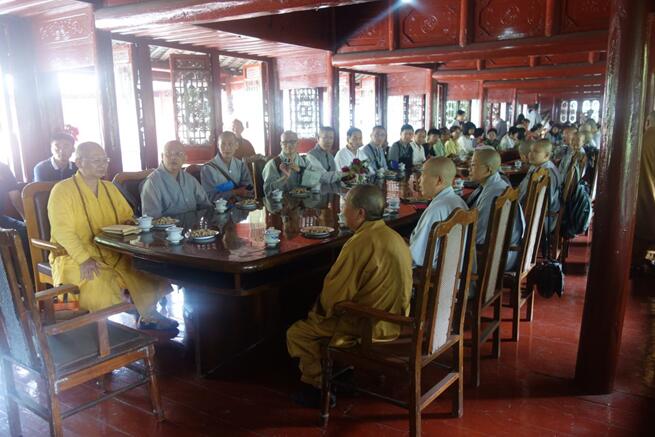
left=574, top=0, right=649, bottom=393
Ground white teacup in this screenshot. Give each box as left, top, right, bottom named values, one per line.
left=388, top=197, right=401, bottom=210
left=271, top=189, right=283, bottom=201
left=265, top=227, right=281, bottom=239
left=515, top=160, right=523, bottom=169
left=454, top=178, right=464, bottom=189
left=165, top=226, right=184, bottom=242
left=136, top=215, right=152, bottom=230
left=398, top=163, right=406, bottom=172
left=215, top=198, right=228, bottom=213
left=264, top=234, right=280, bottom=246
left=311, top=184, right=321, bottom=193
left=376, top=168, right=385, bottom=177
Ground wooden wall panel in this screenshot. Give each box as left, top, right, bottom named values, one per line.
left=542, top=52, right=591, bottom=65
left=446, top=82, right=478, bottom=101
left=474, top=0, right=546, bottom=42
left=439, top=60, right=478, bottom=70
left=487, top=56, right=530, bottom=68
left=487, top=88, right=514, bottom=102
left=387, top=70, right=430, bottom=96
left=398, top=0, right=460, bottom=48
left=518, top=93, right=538, bottom=104
left=277, top=52, right=331, bottom=89
left=336, top=1, right=389, bottom=53
left=561, top=0, right=611, bottom=33
left=32, top=3, right=95, bottom=71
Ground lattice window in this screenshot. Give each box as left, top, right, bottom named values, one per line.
left=170, top=54, right=213, bottom=146
left=405, top=94, right=425, bottom=128
left=582, top=99, right=601, bottom=122
left=287, top=88, right=321, bottom=138
left=445, top=100, right=470, bottom=127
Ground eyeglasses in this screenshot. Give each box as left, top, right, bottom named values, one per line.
left=84, top=157, right=110, bottom=165
left=281, top=140, right=298, bottom=145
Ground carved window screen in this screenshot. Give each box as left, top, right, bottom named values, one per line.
left=287, top=88, right=321, bottom=138
left=170, top=54, right=214, bottom=146
left=405, top=94, right=425, bottom=128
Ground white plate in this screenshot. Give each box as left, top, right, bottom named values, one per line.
left=236, top=203, right=258, bottom=210
left=153, top=220, right=179, bottom=229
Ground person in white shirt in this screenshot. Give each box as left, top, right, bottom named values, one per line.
left=526, top=104, right=542, bottom=130
left=498, top=126, right=519, bottom=151
left=335, top=127, right=363, bottom=170
left=457, top=122, right=475, bottom=158
left=410, top=128, right=426, bottom=166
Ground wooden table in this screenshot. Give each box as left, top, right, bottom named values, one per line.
left=95, top=183, right=420, bottom=376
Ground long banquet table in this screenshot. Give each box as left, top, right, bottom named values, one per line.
left=95, top=181, right=421, bottom=376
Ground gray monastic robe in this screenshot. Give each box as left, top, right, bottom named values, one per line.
left=141, top=163, right=210, bottom=218
left=200, top=154, right=253, bottom=200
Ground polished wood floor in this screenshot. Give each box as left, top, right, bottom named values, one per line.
left=2, top=234, right=654, bottom=436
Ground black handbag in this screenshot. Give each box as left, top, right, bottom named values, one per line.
left=527, top=197, right=564, bottom=299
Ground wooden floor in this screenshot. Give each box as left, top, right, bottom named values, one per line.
left=2, top=234, right=655, bottom=436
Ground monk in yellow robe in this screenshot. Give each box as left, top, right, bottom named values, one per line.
left=635, top=112, right=655, bottom=262
left=48, top=142, right=176, bottom=330
left=286, top=184, right=413, bottom=407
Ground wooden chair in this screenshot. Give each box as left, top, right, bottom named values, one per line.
left=0, top=229, right=163, bottom=437
left=112, top=169, right=154, bottom=216
left=250, top=157, right=270, bottom=199
left=320, top=208, right=478, bottom=437
left=467, top=187, right=519, bottom=387
left=184, top=163, right=203, bottom=184
left=503, top=168, right=550, bottom=341
left=551, top=152, right=586, bottom=264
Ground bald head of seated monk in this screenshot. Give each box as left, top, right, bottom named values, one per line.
left=410, top=157, right=468, bottom=267
left=342, top=184, right=385, bottom=231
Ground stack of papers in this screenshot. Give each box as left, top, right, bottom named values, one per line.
left=101, top=224, right=141, bottom=236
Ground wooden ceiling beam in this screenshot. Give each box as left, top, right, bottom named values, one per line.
left=484, top=77, right=604, bottom=90
left=332, top=30, right=608, bottom=67
left=95, top=0, right=377, bottom=30
left=433, top=62, right=605, bottom=81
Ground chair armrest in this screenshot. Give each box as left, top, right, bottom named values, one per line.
left=334, top=301, right=413, bottom=325
left=43, top=302, right=134, bottom=336
left=34, top=284, right=80, bottom=301
left=31, top=238, right=67, bottom=257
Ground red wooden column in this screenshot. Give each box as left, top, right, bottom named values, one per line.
left=575, top=0, right=650, bottom=393
left=130, top=41, right=159, bottom=170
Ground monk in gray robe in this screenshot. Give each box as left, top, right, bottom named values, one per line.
left=468, top=148, right=524, bottom=270
left=305, top=126, right=343, bottom=184
left=409, top=158, right=468, bottom=267
left=141, top=140, right=210, bottom=218
left=262, top=130, right=321, bottom=194
left=201, top=131, right=253, bottom=201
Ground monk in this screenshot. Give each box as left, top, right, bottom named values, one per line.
left=558, top=131, right=586, bottom=183
left=232, top=119, right=256, bottom=160
left=518, top=140, right=561, bottom=233
left=409, top=157, right=468, bottom=267
left=262, top=130, right=320, bottom=194
left=356, top=125, right=388, bottom=175
left=201, top=131, right=253, bottom=201
left=287, top=184, right=412, bottom=407
left=305, top=126, right=343, bottom=183
left=468, top=148, right=524, bottom=270
left=141, top=140, right=210, bottom=218
left=48, top=142, right=176, bottom=329
left=635, top=111, right=655, bottom=262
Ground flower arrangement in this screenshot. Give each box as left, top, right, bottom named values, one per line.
left=342, top=158, right=369, bottom=184
left=63, top=124, right=79, bottom=142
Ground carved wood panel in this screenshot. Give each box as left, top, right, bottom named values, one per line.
left=398, top=0, right=460, bottom=48
left=561, top=0, right=611, bottom=33
left=32, top=4, right=95, bottom=71
left=387, top=70, right=430, bottom=96
left=542, top=53, right=592, bottom=65
left=336, top=1, right=389, bottom=53
left=439, top=60, right=478, bottom=70
left=474, top=0, right=546, bottom=42
left=446, top=82, right=478, bottom=101
left=277, top=53, right=331, bottom=89
left=487, top=57, right=530, bottom=68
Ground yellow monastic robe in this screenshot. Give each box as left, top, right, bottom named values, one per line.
left=48, top=172, right=167, bottom=316
left=287, top=220, right=413, bottom=387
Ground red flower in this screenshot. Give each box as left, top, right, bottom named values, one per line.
left=352, top=158, right=361, bottom=165
left=341, top=166, right=350, bottom=172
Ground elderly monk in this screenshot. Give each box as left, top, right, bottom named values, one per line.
left=306, top=126, right=343, bottom=184
left=287, top=184, right=412, bottom=407
left=518, top=140, right=561, bottom=233
left=262, top=130, right=320, bottom=194
left=410, top=157, right=468, bottom=267
left=201, top=131, right=253, bottom=201
left=558, top=131, right=586, bottom=183
left=635, top=111, right=655, bottom=262
left=357, top=125, right=388, bottom=175
left=468, top=148, right=525, bottom=270
left=48, top=142, right=176, bottom=329
left=141, top=140, right=210, bottom=218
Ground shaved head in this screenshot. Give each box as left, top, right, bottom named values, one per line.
left=532, top=139, right=553, bottom=155
left=75, top=141, right=104, bottom=159
left=219, top=131, right=237, bottom=143
left=473, top=148, right=501, bottom=173
left=423, top=157, right=456, bottom=184
left=163, top=140, right=184, bottom=154
left=346, top=184, right=385, bottom=221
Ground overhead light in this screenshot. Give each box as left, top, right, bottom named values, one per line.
left=400, top=0, right=413, bottom=4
